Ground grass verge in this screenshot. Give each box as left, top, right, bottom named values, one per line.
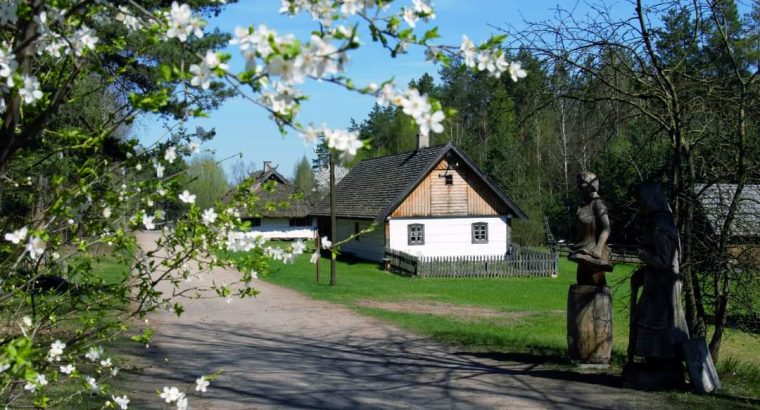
left=262, top=252, right=760, bottom=407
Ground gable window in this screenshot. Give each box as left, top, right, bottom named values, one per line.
left=408, top=224, right=425, bottom=245
left=472, top=222, right=488, bottom=244
left=445, top=174, right=453, bottom=185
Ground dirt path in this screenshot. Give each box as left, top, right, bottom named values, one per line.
left=121, top=232, right=660, bottom=409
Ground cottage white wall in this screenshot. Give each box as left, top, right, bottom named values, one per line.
left=251, top=217, right=316, bottom=239
left=389, top=216, right=510, bottom=257
left=337, top=219, right=386, bottom=262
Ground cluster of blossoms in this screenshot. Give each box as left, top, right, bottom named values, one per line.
left=190, top=50, right=229, bottom=90
left=460, top=35, right=527, bottom=81
left=159, top=377, right=209, bottom=410
left=300, top=125, right=362, bottom=160
left=375, top=84, right=445, bottom=138
left=4, top=226, right=46, bottom=260
left=163, top=2, right=205, bottom=42
left=0, top=2, right=103, bottom=113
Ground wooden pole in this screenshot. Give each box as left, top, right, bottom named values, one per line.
left=329, top=150, right=337, bottom=287
left=315, top=233, right=321, bottom=283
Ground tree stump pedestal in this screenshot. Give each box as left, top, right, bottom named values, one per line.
left=567, top=285, right=613, bottom=365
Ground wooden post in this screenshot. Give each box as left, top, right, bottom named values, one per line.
left=329, top=150, right=337, bottom=287
left=315, top=234, right=321, bottom=283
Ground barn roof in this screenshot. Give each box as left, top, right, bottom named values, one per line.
left=311, top=142, right=528, bottom=220
left=696, top=183, right=760, bottom=239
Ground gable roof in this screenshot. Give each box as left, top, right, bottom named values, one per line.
left=311, top=142, right=528, bottom=220
left=696, top=183, right=760, bottom=239
left=226, top=165, right=313, bottom=218
left=251, top=167, right=291, bottom=189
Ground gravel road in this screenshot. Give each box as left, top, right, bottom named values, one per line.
left=120, top=232, right=660, bottom=409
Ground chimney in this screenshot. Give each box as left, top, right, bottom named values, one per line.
left=263, top=161, right=271, bottom=172
left=417, top=133, right=429, bottom=150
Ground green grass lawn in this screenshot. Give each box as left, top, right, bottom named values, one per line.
left=262, top=252, right=760, bottom=406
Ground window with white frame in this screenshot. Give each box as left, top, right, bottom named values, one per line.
left=408, top=224, right=424, bottom=245
left=472, top=222, right=488, bottom=243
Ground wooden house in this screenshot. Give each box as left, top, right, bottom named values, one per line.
left=696, top=183, right=760, bottom=261
left=311, top=141, right=528, bottom=262
left=239, top=162, right=315, bottom=239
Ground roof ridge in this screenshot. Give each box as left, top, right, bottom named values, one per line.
left=355, top=143, right=447, bottom=163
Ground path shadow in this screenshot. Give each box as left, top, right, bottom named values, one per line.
left=119, top=322, right=655, bottom=409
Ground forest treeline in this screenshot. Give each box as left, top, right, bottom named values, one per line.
left=347, top=0, right=760, bottom=357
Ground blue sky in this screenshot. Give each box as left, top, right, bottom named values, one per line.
left=137, top=0, right=601, bottom=179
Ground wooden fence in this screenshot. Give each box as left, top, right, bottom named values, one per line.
left=384, top=246, right=558, bottom=278
left=554, top=243, right=641, bottom=264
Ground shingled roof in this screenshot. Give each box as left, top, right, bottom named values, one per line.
left=312, top=142, right=528, bottom=220
left=229, top=165, right=313, bottom=218
left=697, top=183, right=760, bottom=239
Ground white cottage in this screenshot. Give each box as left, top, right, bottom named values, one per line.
left=312, top=141, right=528, bottom=262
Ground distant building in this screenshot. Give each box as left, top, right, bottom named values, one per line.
left=238, top=161, right=315, bottom=240
left=312, top=139, right=528, bottom=262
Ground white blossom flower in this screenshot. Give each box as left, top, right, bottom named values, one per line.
left=86, top=376, right=99, bottom=393
left=460, top=35, right=477, bottom=68
left=164, top=146, right=177, bottom=163
left=100, top=357, right=112, bottom=368
left=310, top=251, right=320, bottom=264
left=155, top=163, right=165, bottom=178
left=179, top=190, right=196, bottom=204
left=160, top=386, right=183, bottom=403
left=19, top=74, right=43, bottom=105
left=0, top=44, right=17, bottom=87
left=376, top=83, right=396, bottom=106
left=142, top=214, right=156, bottom=230
left=267, top=55, right=305, bottom=84
left=188, top=142, right=201, bottom=154
left=251, top=269, right=259, bottom=280
left=189, top=62, right=212, bottom=89
left=321, top=236, right=331, bottom=249
left=24, top=382, right=37, bottom=392
left=0, top=362, right=9, bottom=373
left=195, top=376, right=209, bottom=392
left=300, top=124, right=319, bottom=144
left=71, top=25, right=98, bottom=56
left=402, top=7, right=418, bottom=28
left=85, top=346, right=103, bottom=362
left=176, top=395, right=189, bottom=410
left=418, top=110, right=445, bottom=137
left=413, top=0, right=434, bottom=16
left=508, top=61, right=528, bottom=82
left=48, top=340, right=66, bottom=362
left=26, top=236, right=46, bottom=260
left=116, top=6, right=142, bottom=32
left=292, top=240, right=306, bottom=255
left=103, top=207, right=112, bottom=219
left=202, top=208, right=218, bottom=225
left=36, top=373, right=48, bottom=386
left=400, top=88, right=430, bottom=120
left=4, top=226, right=28, bottom=244
left=60, top=364, right=75, bottom=375
left=112, top=395, right=130, bottom=410
left=165, top=2, right=204, bottom=42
